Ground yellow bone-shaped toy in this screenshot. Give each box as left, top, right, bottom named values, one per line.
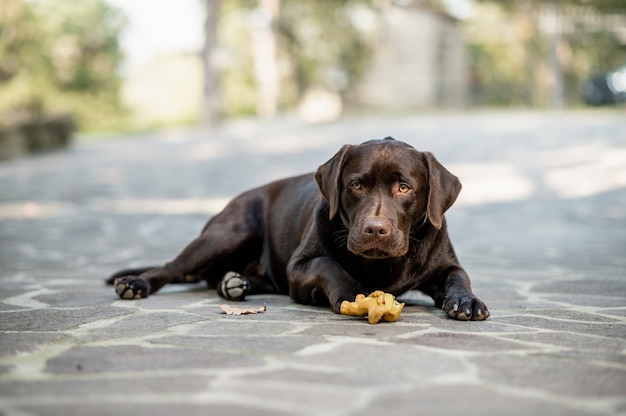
left=340, top=291, right=405, bottom=324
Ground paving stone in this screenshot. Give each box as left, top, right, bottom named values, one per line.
left=499, top=332, right=626, bottom=364
left=79, top=311, right=212, bottom=342
left=17, top=404, right=294, bottom=416
left=0, top=374, right=212, bottom=396
left=0, top=333, right=67, bottom=355
left=500, top=331, right=626, bottom=354
left=288, top=343, right=467, bottom=383
left=599, top=308, right=626, bottom=317
left=397, top=332, right=535, bottom=353
left=33, top=287, right=121, bottom=308
left=1, top=111, right=625, bottom=415
left=531, top=279, right=626, bottom=296
left=525, top=308, right=622, bottom=322
left=363, top=385, right=601, bottom=416
left=152, top=335, right=326, bottom=356
left=212, top=381, right=368, bottom=414
left=470, top=353, right=626, bottom=398
left=542, top=294, right=626, bottom=308
left=490, top=315, right=626, bottom=338
left=168, top=319, right=297, bottom=336
left=45, top=345, right=265, bottom=374
left=398, top=312, right=539, bottom=333
left=1, top=307, right=133, bottom=331
left=0, top=287, right=33, bottom=299
left=239, top=366, right=379, bottom=387
left=0, top=302, right=29, bottom=311
left=297, top=322, right=426, bottom=340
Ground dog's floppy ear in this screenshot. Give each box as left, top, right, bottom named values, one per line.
left=422, top=152, right=461, bottom=229
left=315, top=145, right=351, bottom=220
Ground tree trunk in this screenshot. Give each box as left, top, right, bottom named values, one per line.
left=202, top=0, right=222, bottom=126
left=251, top=0, right=280, bottom=118
left=544, top=1, right=565, bottom=108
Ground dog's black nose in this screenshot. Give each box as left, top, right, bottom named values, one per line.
left=364, top=217, right=390, bottom=236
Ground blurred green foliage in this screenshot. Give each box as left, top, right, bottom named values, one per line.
left=468, top=0, right=626, bottom=106
left=277, top=0, right=371, bottom=99
left=2, top=0, right=622, bottom=134
left=219, top=0, right=371, bottom=117
left=0, top=0, right=127, bottom=131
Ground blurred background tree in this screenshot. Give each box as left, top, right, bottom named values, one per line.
left=1, top=0, right=624, bottom=137
left=216, top=0, right=371, bottom=119
left=0, top=0, right=127, bottom=131
left=215, top=0, right=626, bottom=119
left=467, top=0, right=626, bottom=106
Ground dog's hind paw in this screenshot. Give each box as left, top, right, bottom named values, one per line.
left=218, top=272, right=250, bottom=301
left=114, top=276, right=150, bottom=299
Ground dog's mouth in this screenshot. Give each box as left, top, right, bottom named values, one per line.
left=359, top=248, right=395, bottom=259
left=348, top=240, right=408, bottom=259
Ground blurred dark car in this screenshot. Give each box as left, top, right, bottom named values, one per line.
left=581, top=64, right=626, bottom=106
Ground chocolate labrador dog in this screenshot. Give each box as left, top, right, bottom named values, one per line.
left=107, top=137, right=489, bottom=321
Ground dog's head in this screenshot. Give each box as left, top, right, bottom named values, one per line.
left=315, top=137, right=461, bottom=259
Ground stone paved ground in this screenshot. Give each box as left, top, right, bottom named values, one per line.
left=0, top=110, right=625, bottom=416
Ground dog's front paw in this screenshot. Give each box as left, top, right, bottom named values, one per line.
left=114, top=276, right=150, bottom=299
left=217, top=272, right=249, bottom=301
left=442, top=294, right=489, bottom=321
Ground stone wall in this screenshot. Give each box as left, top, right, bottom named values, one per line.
left=352, top=5, right=467, bottom=110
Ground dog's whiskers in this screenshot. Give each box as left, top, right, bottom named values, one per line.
left=333, top=229, right=349, bottom=249
left=409, top=235, right=421, bottom=246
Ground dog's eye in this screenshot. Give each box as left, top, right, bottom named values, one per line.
left=398, top=183, right=411, bottom=193
left=351, top=181, right=362, bottom=190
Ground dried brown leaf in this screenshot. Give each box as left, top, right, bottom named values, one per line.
left=220, top=304, right=267, bottom=315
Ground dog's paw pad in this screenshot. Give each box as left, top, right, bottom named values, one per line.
left=219, top=272, right=249, bottom=301
left=114, top=277, right=149, bottom=299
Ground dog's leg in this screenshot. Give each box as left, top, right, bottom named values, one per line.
left=113, top=231, right=263, bottom=299
left=112, top=266, right=177, bottom=299
left=112, top=197, right=265, bottom=299
left=106, top=267, right=158, bottom=285
left=216, top=271, right=277, bottom=301
left=107, top=266, right=194, bottom=299
left=287, top=256, right=367, bottom=313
